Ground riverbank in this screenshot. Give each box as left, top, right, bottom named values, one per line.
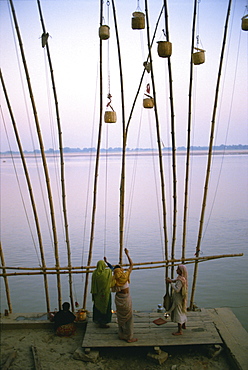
left=0, top=325, right=231, bottom=369
left=1, top=149, right=248, bottom=159
left=1, top=308, right=248, bottom=369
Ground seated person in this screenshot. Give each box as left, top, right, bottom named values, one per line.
left=53, top=302, right=76, bottom=336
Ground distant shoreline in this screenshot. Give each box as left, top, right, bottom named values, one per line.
left=1, top=149, right=248, bottom=159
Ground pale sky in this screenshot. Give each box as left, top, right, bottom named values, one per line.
left=0, top=0, right=247, bottom=152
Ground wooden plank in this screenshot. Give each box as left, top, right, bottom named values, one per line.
left=31, top=345, right=42, bottom=370
left=208, top=308, right=248, bottom=370
left=83, top=310, right=222, bottom=348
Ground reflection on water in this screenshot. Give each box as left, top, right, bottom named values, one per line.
left=0, top=154, right=248, bottom=330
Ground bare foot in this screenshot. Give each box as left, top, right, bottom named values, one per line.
left=127, top=338, right=138, bottom=342
left=99, top=324, right=110, bottom=328
left=172, top=331, right=182, bottom=336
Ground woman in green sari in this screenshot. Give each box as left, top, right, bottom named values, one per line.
left=91, top=260, right=112, bottom=328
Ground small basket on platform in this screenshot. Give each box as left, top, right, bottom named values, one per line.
left=77, top=309, right=87, bottom=321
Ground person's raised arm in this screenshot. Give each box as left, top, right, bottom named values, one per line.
left=124, top=248, right=133, bottom=271
left=104, top=256, right=114, bottom=270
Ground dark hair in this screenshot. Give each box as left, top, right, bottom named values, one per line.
left=62, top=302, right=70, bottom=311
left=113, top=265, right=121, bottom=270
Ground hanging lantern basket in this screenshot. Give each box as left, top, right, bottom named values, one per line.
left=131, top=11, right=145, bottom=30
left=99, top=25, right=110, bottom=40
left=241, top=15, right=248, bottom=31
left=192, top=48, right=205, bottom=65
left=104, top=110, right=117, bottom=123
left=104, top=93, right=117, bottom=123
left=143, top=83, right=154, bottom=109
left=157, top=41, right=172, bottom=58
left=143, top=97, right=154, bottom=109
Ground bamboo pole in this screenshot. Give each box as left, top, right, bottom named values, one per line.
left=0, top=68, right=50, bottom=312
left=82, top=0, right=104, bottom=309
left=163, top=0, right=177, bottom=279
left=36, top=0, right=74, bottom=312
left=9, top=0, right=62, bottom=309
left=0, top=253, right=243, bottom=277
left=190, top=0, right=233, bottom=310
left=144, top=0, right=169, bottom=264
left=181, top=0, right=198, bottom=261
left=0, top=242, right=12, bottom=313
left=111, top=0, right=126, bottom=265
left=1, top=253, right=243, bottom=272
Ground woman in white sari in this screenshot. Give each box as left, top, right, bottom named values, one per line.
left=166, top=264, right=188, bottom=336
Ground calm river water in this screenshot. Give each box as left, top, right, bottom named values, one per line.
left=0, top=152, right=247, bottom=330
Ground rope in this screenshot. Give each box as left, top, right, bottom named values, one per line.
left=104, top=124, right=109, bottom=256
left=43, top=51, right=66, bottom=247
left=0, top=107, right=41, bottom=266
left=203, top=2, right=242, bottom=240
left=7, top=3, right=54, bottom=248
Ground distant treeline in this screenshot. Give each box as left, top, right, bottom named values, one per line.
left=1, top=144, right=248, bottom=155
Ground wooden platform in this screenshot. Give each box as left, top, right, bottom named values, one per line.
left=208, top=308, right=248, bottom=370
left=82, top=308, right=222, bottom=348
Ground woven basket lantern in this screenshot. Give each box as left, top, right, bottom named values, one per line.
left=192, top=51, right=205, bottom=65
left=131, top=11, right=145, bottom=30
left=241, top=15, right=248, bottom=31
left=104, top=110, right=117, bottom=123
left=99, top=25, right=110, bottom=40
left=143, top=98, right=154, bottom=109
left=157, top=41, right=172, bottom=58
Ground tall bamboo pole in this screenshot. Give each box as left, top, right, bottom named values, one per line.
left=163, top=0, right=177, bottom=279
left=0, top=68, right=50, bottom=312
left=9, top=0, right=62, bottom=309
left=82, top=0, right=104, bottom=309
left=181, top=0, right=198, bottom=261
left=190, top=0, right=233, bottom=309
left=36, top=0, right=74, bottom=312
left=144, top=1, right=169, bottom=267
left=111, top=0, right=126, bottom=265
left=0, top=242, right=12, bottom=313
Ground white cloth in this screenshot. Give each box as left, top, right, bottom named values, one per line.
left=169, top=280, right=187, bottom=325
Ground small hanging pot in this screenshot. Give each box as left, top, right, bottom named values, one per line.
left=131, top=11, right=145, bottom=30
left=143, top=97, right=154, bottom=109
left=157, top=41, right=172, bottom=58
left=99, top=25, right=110, bottom=40
left=192, top=49, right=205, bottom=65
left=241, top=15, right=248, bottom=31
left=104, top=110, right=117, bottom=123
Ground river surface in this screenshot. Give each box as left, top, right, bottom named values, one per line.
left=0, top=152, right=247, bottom=331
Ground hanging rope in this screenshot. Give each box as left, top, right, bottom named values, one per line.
left=190, top=0, right=233, bottom=310
left=9, top=0, right=62, bottom=310
left=37, top=0, right=75, bottom=311
left=144, top=0, right=169, bottom=271
left=7, top=1, right=54, bottom=249
left=83, top=0, right=105, bottom=309
left=181, top=0, right=198, bottom=261
left=0, top=71, right=51, bottom=312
